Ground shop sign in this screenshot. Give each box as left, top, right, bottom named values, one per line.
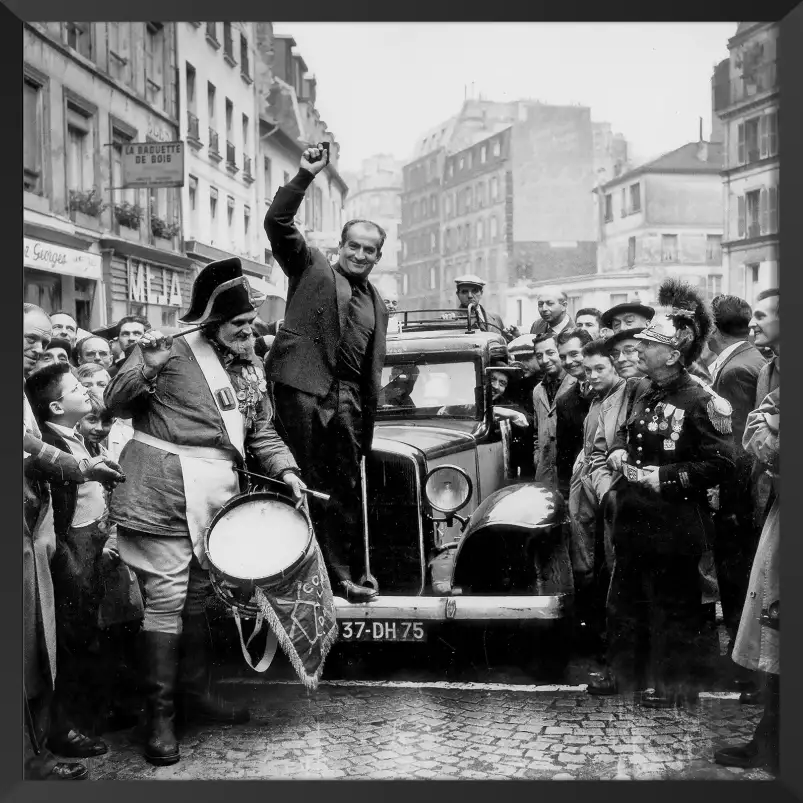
left=24, top=238, right=102, bottom=280
left=129, top=262, right=183, bottom=307
left=121, top=141, right=185, bottom=188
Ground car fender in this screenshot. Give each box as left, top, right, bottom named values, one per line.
left=449, top=483, right=569, bottom=595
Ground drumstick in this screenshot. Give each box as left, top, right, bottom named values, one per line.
left=235, top=468, right=331, bottom=501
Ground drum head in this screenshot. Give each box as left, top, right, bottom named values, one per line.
left=207, top=493, right=311, bottom=584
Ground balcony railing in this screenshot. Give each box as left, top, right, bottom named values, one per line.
left=208, top=128, right=221, bottom=159
left=187, top=111, right=200, bottom=142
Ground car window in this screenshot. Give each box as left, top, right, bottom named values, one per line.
left=378, top=360, right=478, bottom=418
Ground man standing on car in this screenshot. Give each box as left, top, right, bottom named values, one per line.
left=265, top=145, right=388, bottom=602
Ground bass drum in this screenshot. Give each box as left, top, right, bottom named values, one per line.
left=205, top=490, right=313, bottom=618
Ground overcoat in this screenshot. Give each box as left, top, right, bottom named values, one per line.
left=532, top=372, right=578, bottom=491
left=733, top=389, right=779, bottom=675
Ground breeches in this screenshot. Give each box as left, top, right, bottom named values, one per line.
left=273, top=381, right=365, bottom=582
left=117, top=529, right=210, bottom=634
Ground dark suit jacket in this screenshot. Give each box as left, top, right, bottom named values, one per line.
left=264, top=170, right=388, bottom=455
left=40, top=426, right=82, bottom=538
left=530, top=314, right=575, bottom=337
left=712, top=341, right=766, bottom=445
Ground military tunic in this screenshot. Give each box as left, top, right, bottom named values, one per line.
left=604, top=370, right=734, bottom=695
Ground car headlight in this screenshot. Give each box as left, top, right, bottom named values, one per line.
left=424, top=465, right=472, bottom=514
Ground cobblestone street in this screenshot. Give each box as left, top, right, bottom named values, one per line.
left=87, top=681, right=774, bottom=781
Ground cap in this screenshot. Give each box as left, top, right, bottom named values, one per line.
left=507, top=334, right=537, bottom=355
left=454, top=274, right=486, bottom=289
left=600, top=302, right=655, bottom=329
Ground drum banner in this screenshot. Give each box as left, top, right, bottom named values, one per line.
left=250, top=539, right=338, bottom=690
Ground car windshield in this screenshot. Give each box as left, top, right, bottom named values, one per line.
left=377, top=359, right=478, bottom=419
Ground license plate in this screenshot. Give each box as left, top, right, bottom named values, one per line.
left=340, top=620, right=427, bottom=642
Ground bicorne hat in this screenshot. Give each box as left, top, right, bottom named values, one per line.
left=180, top=258, right=254, bottom=325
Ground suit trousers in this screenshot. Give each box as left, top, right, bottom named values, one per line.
left=49, top=520, right=107, bottom=734
left=273, top=380, right=364, bottom=584
left=117, top=529, right=210, bottom=634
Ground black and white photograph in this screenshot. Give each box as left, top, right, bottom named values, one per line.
left=22, top=19, right=785, bottom=782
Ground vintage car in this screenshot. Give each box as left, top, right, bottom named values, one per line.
left=333, top=309, right=574, bottom=671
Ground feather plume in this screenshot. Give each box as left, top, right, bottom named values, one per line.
left=657, top=278, right=711, bottom=364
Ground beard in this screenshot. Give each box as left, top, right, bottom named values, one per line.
left=227, top=334, right=256, bottom=358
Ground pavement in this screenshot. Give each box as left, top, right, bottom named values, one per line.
left=86, top=681, right=775, bottom=781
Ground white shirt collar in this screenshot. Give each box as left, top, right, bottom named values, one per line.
left=46, top=421, right=85, bottom=445
left=710, top=341, right=744, bottom=379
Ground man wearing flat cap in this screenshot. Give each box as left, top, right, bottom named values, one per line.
left=588, top=279, right=733, bottom=709
left=449, top=274, right=511, bottom=338
left=105, top=258, right=304, bottom=767
left=265, top=144, right=388, bottom=604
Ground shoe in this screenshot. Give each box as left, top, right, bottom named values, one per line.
left=587, top=672, right=617, bottom=696
left=141, top=631, right=181, bottom=767
left=739, top=690, right=763, bottom=705
left=341, top=580, right=378, bottom=602
left=45, top=761, right=89, bottom=781
left=177, top=614, right=250, bottom=726
left=48, top=729, right=108, bottom=758
left=715, top=741, right=778, bottom=771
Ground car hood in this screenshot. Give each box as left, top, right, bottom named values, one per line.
left=374, top=420, right=476, bottom=457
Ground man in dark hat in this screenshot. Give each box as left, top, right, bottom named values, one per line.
left=600, top=300, right=655, bottom=333
left=265, top=145, right=388, bottom=603
left=104, top=258, right=304, bottom=767
left=588, top=279, right=734, bottom=708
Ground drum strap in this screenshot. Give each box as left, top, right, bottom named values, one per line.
left=232, top=606, right=279, bottom=673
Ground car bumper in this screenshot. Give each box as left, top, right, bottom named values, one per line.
left=333, top=595, right=565, bottom=621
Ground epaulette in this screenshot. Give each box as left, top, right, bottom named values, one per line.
left=689, top=375, right=732, bottom=434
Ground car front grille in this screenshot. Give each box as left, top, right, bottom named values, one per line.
left=365, top=450, right=425, bottom=595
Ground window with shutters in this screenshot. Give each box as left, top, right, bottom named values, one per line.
left=760, top=111, right=779, bottom=158
left=630, top=183, right=641, bottom=213
left=660, top=234, right=678, bottom=262
left=604, top=193, right=613, bottom=222
left=108, top=23, right=131, bottom=84
left=66, top=104, right=94, bottom=192
left=111, top=125, right=137, bottom=221
left=745, top=190, right=761, bottom=238
left=210, top=186, right=218, bottom=220
left=759, top=187, right=779, bottom=235
left=627, top=236, right=636, bottom=267
left=227, top=195, right=235, bottom=229
left=706, top=235, right=722, bottom=264
left=65, top=23, right=92, bottom=59
left=738, top=118, right=760, bottom=165
left=476, top=219, right=484, bottom=245
left=23, top=76, right=44, bottom=194
left=490, top=216, right=498, bottom=241
left=263, top=156, right=272, bottom=201
left=145, top=23, right=165, bottom=108
left=244, top=205, right=251, bottom=237
left=491, top=176, right=498, bottom=202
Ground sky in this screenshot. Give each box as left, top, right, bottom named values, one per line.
left=274, top=22, right=736, bottom=174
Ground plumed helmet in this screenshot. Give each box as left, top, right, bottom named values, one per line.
left=635, top=278, right=711, bottom=365
left=180, top=258, right=255, bottom=325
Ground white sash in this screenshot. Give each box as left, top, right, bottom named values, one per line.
left=183, top=331, right=245, bottom=459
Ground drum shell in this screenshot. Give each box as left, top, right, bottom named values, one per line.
left=205, top=490, right=313, bottom=593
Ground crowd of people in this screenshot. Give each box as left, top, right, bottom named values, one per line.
left=457, top=278, right=780, bottom=773
left=23, top=143, right=779, bottom=780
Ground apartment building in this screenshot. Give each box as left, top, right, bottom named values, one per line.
left=714, top=22, right=779, bottom=300
left=23, top=21, right=193, bottom=329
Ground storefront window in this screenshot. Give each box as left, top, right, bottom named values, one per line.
left=25, top=268, right=62, bottom=314
left=74, top=277, right=96, bottom=330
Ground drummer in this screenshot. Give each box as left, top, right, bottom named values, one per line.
left=104, top=258, right=305, bottom=768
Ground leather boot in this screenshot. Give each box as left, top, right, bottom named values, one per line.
left=177, top=614, right=249, bottom=726
left=141, top=631, right=180, bottom=766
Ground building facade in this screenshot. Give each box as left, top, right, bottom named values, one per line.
left=714, top=22, right=779, bottom=301
left=400, top=100, right=612, bottom=327
left=342, top=155, right=403, bottom=301
left=23, top=21, right=194, bottom=330
left=573, top=140, right=724, bottom=313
